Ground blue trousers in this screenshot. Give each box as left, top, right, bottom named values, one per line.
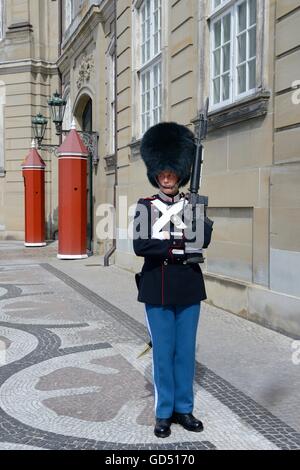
left=145, top=303, right=201, bottom=419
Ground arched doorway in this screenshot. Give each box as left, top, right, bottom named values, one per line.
left=82, top=99, right=93, bottom=254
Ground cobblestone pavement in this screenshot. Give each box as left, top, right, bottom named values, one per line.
left=0, top=241, right=299, bottom=450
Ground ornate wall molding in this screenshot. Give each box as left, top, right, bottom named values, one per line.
left=129, top=138, right=142, bottom=161
left=104, top=154, right=116, bottom=172
left=76, top=53, right=95, bottom=90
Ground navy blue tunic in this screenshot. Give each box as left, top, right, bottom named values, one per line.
left=133, top=191, right=212, bottom=306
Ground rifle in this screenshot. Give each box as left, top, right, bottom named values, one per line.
left=185, top=97, right=210, bottom=264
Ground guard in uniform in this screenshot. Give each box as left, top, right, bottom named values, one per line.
left=133, top=121, right=213, bottom=438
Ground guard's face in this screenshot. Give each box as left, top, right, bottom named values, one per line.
left=157, top=171, right=179, bottom=195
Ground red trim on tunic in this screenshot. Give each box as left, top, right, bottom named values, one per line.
left=168, top=246, right=174, bottom=263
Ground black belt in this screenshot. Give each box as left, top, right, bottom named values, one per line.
left=163, top=258, right=187, bottom=266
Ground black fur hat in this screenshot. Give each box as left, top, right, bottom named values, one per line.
left=140, top=121, right=196, bottom=188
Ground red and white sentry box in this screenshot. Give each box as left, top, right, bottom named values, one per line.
left=57, top=120, right=89, bottom=260
left=21, top=141, right=46, bottom=247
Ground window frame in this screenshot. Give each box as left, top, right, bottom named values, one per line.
left=211, top=0, right=232, bottom=16
left=140, top=59, right=162, bottom=135
left=108, top=42, right=116, bottom=155
left=64, top=0, right=73, bottom=32
left=137, top=0, right=163, bottom=136
left=209, top=0, right=258, bottom=112
left=234, top=0, right=257, bottom=100
left=140, top=0, right=161, bottom=69
left=62, top=87, right=72, bottom=131
left=0, top=0, right=4, bottom=42
left=210, top=8, right=234, bottom=109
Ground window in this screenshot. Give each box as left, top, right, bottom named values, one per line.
left=62, top=91, right=72, bottom=131
left=72, top=0, right=86, bottom=18
left=139, top=0, right=162, bottom=134
left=213, top=0, right=230, bottom=9
left=108, top=47, right=116, bottom=155
left=64, top=0, right=73, bottom=31
left=210, top=0, right=257, bottom=109
left=211, top=12, right=231, bottom=105
left=0, top=0, right=4, bottom=41
left=236, top=0, right=257, bottom=95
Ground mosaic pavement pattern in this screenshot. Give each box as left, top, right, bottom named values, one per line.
left=0, top=262, right=299, bottom=450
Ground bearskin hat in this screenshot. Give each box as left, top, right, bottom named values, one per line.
left=140, top=121, right=196, bottom=188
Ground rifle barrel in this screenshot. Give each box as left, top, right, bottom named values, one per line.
left=188, top=97, right=209, bottom=197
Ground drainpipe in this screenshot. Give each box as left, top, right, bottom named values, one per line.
left=51, top=0, right=63, bottom=242
left=49, top=0, right=63, bottom=241
left=104, top=0, right=118, bottom=267
left=58, top=0, right=63, bottom=147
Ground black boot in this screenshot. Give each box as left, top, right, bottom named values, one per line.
left=172, top=412, right=204, bottom=432
left=154, top=417, right=172, bottom=438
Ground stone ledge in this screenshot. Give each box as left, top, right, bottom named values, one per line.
left=204, top=272, right=300, bottom=338
left=129, top=138, right=142, bottom=161
left=104, top=154, right=116, bottom=172
left=192, top=90, right=271, bottom=132
left=7, top=22, right=33, bottom=33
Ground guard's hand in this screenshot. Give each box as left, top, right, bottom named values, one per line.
left=162, top=231, right=171, bottom=240
left=185, top=193, right=208, bottom=206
